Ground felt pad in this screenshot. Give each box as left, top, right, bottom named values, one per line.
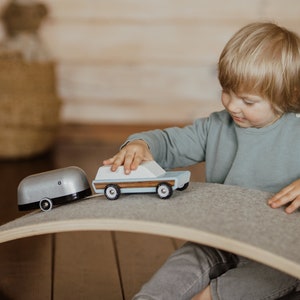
left=0, top=182, right=299, bottom=279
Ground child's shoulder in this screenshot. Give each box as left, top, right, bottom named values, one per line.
left=273, top=113, right=300, bottom=136
left=206, top=110, right=232, bottom=125
left=285, top=112, right=300, bottom=123
left=193, top=110, right=233, bottom=132
left=284, top=113, right=300, bottom=130
left=194, top=109, right=231, bottom=124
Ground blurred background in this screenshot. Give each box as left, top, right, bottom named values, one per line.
left=0, top=1, right=299, bottom=299
left=0, top=0, right=299, bottom=159
left=2, top=0, right=299, bottom=128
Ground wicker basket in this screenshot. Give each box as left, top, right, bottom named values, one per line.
left=0, top=57, right=61, bottom=159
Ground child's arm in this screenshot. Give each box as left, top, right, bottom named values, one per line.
left=268, top=179, right=300, bottom=213
left=103, top=139, right=153, bottom=174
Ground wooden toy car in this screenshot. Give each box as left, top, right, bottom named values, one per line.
left=92, top=161, right=191, bottom=200
left=18, top=166, right=92, bottom=212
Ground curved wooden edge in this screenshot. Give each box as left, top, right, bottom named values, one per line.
left=0, top=218, right=299, bottom=279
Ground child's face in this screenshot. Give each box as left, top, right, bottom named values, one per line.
left=221, top=90, right=279, bottom=128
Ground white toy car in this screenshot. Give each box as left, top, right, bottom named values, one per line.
left=92, top=161, right=191, bottom=200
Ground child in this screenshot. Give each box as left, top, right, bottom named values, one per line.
left=103, top=22, right=300, bottom=300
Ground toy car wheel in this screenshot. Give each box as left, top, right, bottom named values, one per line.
left=39, top=198, right=53, bottom=212
left=177, top=182, right=189, bottom=191
left=156, top=183, right=173, bottom=199
left=104, top=184, right=121, bottom=200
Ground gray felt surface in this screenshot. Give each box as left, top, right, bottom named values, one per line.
left=0, top=182, right=299, bottom=278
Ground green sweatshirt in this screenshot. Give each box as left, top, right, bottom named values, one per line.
left=127, top=110, right=300, bottom=193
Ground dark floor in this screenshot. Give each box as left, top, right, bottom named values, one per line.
left=0, top=125, right=205, bottom=300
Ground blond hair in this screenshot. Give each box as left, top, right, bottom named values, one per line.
left=218, top=22, right=300, bottom=113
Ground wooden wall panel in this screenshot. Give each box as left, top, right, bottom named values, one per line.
left=42, top=23, right=238, bottom=64
left=43, top=0, right=263, bottom=21
left=264, top=0, right=300, bottom=20
left=57, top=64, right=223, bottom=123
left=61, top=99, right=224, bottom=124
left=57, top=64, right=219, bottom=100
left=1, top=0, right=300, bottom=124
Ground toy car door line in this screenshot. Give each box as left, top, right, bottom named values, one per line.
left=92, top=161, right=191, bottom=200
left=18, top=166, right=92, bottom=212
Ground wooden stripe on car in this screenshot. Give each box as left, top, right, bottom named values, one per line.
left=94, top=180, right=175, bottom=189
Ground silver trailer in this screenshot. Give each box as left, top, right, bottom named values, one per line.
left=18, top=166, right=92, bottom=212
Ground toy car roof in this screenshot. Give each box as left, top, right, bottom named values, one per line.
left=95, top=161, right=166, bottom=180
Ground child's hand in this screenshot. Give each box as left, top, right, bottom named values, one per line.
left=268, top=179, right=300, bottom=214
left=103, top=140, right=153, bottom=174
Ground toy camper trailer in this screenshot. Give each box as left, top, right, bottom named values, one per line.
left=18, top=166, right=92, bottom=212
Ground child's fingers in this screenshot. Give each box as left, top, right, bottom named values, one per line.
left=123, top=152, right=136, bottom=174
left=103, top=157, right=115, bottom=165
left=268, top=192, right=293, bottom=208
left=268, top=185, right=293, bottom=206
left=121, top=141, right=152, bottom=173
left=285, top=196, right=300, bottom=214
left=104, top=149, right=140, bottom=174
left=103, top=151, right=127, bottom=171
left=268, top=185, right=300, bottom=213
left=102, top=140, right=153, bottom=174
left=130, top=154, right=147, bottom=171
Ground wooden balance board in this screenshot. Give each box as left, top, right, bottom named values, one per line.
left=0, top=182, right=299, bottom=279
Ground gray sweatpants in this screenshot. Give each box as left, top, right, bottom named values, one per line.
left=132, top=242, right=299, bottom=300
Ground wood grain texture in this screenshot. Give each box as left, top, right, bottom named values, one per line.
left=114, top=232, right=177, bottom=299
left=53, top=231, right=123, bottom=300
left=0, top=235, right=52, bottom=300
left=94, top=179, right=176, bottom=189
left=1, top=0, right=298, bottom=124
left=42, top=23, right=237, bottom=64
left=42, top=0, right=263, bottom=21
left=0, top=125, right=199, bottom=299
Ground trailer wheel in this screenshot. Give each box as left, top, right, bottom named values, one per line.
left=104, top=184, right=121, bottom=200
left=177, top=182, right=189, bottom=191
left=39, top=198, right=53, bottom=212
left=156, top=183, right=173, bottom=199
